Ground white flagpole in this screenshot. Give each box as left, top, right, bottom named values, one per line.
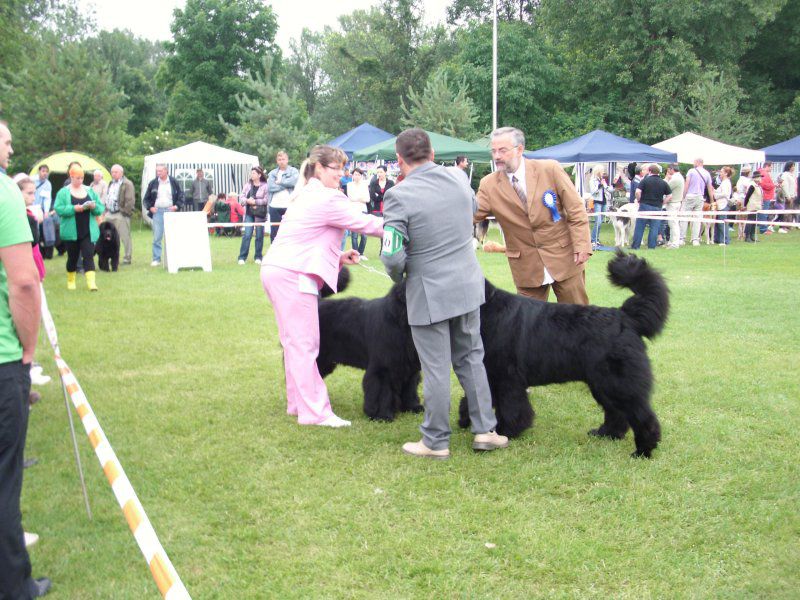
left=492, top=0, right=498, bottom=132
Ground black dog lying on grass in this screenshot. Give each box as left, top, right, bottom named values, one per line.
left=95, top=221, right=120, bottom=272
left=317, top=252, right=669, bottom=457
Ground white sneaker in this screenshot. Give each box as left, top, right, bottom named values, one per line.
left=30, top=369, right=51, bottom=385
left=316, top=415, right=351, bottom=428
left=24, top=531, right=39, bottom=547
left=778, top=228, right=788, bottom=233
left=238, top=259, right=245, bottom=265
left=767, top=225, right=774, bottom=232
left=150, top=260, right=160, bottom=267
left=692, top=240, right=700, bottom=246
left=254, top=258, right=261, bottom=265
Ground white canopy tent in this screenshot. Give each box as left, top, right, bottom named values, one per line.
left=141, top=141, right=259, bottom=211
left=653, top=132, right=765, bottom=165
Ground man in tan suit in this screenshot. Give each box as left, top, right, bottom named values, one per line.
left=476, top=127, right=591, bottom=304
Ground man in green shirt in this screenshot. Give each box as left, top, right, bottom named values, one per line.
left=0, top=120, right=50, bottom=598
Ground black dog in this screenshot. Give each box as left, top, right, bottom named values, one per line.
left=317, top=270, right=422, bottom=421
left=459, top=252, right=669, bottom=457
left=95, top=221, right=120, bottom=272
left=318, top=253, right=669, bottom=457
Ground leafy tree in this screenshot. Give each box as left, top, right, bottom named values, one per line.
left=84, top=30, right=168, bottom=136
left=160, top=0, right=280, bottom=140
left=401, top=71, right=481, bottom=139
left=285, top=28, right=327, bottom=117
left=4, top=42, right=129, bottom=172
left=221, top=57, right=320, bottom=167
left=446, top=0, right=538, bottom=26
left=685, top=71, right=756, bottom=146
left=313, top=0, right=452, bottom=136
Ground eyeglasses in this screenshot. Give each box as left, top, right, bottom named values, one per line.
left=491, top=145, right=519, bottom=157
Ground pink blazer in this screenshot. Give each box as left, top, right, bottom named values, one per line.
left=263, top=179, right=384, bottom=291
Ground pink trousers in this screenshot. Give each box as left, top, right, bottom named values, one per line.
left=261, top=265, right=334, bottom=424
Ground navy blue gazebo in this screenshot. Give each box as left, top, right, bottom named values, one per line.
left=328, top=122, right=394, bottom=159
left=761, top=134, right=800, bottom=162
left=524, top=129, right=677, bottom=164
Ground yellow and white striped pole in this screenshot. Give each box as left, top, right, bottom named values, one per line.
left=41, top=289, right=191, bottom=599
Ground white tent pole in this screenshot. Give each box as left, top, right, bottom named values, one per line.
left=492, top=0, right=498, bottom=132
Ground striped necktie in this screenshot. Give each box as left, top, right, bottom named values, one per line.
left=511, top=175, right=528, bottom=211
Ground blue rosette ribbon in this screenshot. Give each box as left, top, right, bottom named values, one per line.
left=542, top=190, right=561, bottom=222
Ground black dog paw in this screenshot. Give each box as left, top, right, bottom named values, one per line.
left=406, top=404, right=423, bottom=414
left=630, top=449, right=653, bottom=459
left=588, top=428, right=626, bottom=440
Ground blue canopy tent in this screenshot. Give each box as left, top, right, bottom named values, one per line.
left=523, top=129, right=677, bottom=196
left=761, top=134, right=800, bottom=162
left=328, top=122, right=394, bottom=159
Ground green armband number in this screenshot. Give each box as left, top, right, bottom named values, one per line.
left=381, top=226, right=404, bottom=256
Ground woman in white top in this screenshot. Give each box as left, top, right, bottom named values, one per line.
left=346, top=168, right=370, bottom=254
left=778, top=162, right=796, bottom=231
left=734, top=165, right=753, bottom=240
left=713, top=166, right=733, bottom=244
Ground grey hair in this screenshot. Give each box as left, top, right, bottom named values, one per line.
left=111, top=164, right=124, bottom=172
left=491, top=126, right=525, bottom=149
left=155, top=163, right=168, bottom=170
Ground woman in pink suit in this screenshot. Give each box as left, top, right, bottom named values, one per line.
left=262, top=146, right=384, bottom=427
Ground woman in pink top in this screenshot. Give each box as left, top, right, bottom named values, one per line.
left=262, top=145, right=384, bottom=427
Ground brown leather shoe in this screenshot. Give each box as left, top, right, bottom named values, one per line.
left=472, top=431, right=509, bottom=451
left=402, top=440, right=450, bottom=460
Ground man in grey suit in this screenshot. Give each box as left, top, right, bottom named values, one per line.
left=381, top=129, right=508, bottom=460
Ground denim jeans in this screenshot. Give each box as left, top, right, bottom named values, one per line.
left=591, top=202, right=605, bottom=245
left=758, top=200, right=773, bottom=233
left=351, top=231, right=367, bottom=254
left=714, top=212, right=730, bottom=244
left=239, top=214, right=265, bottom=261
left=631, top=203, right=661, bottom=249
left=151, top=207, right=168, bottom=262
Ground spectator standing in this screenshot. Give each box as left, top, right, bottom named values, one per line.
left=629, top=164, right=646, bottom=204
left=338, top=168, right=352, bottom=193
left=89, top=170, right=107, bottom=205
left=237, top=166, right=269, bottom=265
left=54, top=163, right=105, bottom=290
left=664, top=164, right=684, bottom=248
left=681, top=158, right=714, bottom=246
left=777, top=162, right=796, bottom=231
left=476, top=127, right=591, bottom=304
left=588, top=164, right=612, bottom=247
left=261, top=145, right=384, bottom=428
left=713, top=166, right=733, bottom=244
left=381, top=129, right=507, bottom=459
left=267, top=151, right=299, bottom=243
left=15, top=175, right=46, bottom=281
left=734, top=165, right=753, bottom=241
left=743, top=170, right=763, bottom=242
left=33, top=165, right=56, bottom=259
left=143, top=164, right=184, bottom=266
left=0, top=120, right=51, bottom=599
left=103, top=164, right=135, bottom=265
left=368, top=165, right=395, bottom=216
left=632, top=164, right=672, bottom=249
left=346, top=168, right=370, bottom=254
left=188, top=169, right=213, bottom=212
left=455, top=155, right=470, bottom=174
left=758, top=162, right=776, bottom=234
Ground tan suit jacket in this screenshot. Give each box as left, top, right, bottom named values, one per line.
left=476, top=159, right=591, bottom=288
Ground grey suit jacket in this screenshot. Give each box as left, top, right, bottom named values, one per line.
left=381, top=161, right=485, bottom=326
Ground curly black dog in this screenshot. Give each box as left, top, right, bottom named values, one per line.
left=459, top=252, right=669, bottom=458
left=95, top=221, right=120, bottom=272
left=317, top=269, right=422, bottom=421
left=318, top=252, right=669, bottom=457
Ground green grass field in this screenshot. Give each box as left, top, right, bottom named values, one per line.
left=22, top=223, right=800, bottom=598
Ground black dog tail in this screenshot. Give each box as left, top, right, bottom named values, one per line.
left=607, top=251, right=669, bottom=339
left=320, top=267, right=351, bottom=298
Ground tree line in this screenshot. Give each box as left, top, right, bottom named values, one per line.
left=0, top=0, right=797, bottom=182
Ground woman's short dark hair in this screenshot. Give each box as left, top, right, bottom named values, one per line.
left=784, top=161, right=795, bottom=172
left=352, top=168, right=364, bottom=175
left=376, top=165, right=387, bottom=173
left=395, top=128, right=432, bottom=163
left=252, top=165, right=266, bottom=182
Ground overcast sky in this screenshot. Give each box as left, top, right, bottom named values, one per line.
left=85, top=0, right=452, bottom=52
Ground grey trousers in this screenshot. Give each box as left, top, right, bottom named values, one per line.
left=410, top=309, right=497, bottom=450
left=104, top=212, right=132, bottom=262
